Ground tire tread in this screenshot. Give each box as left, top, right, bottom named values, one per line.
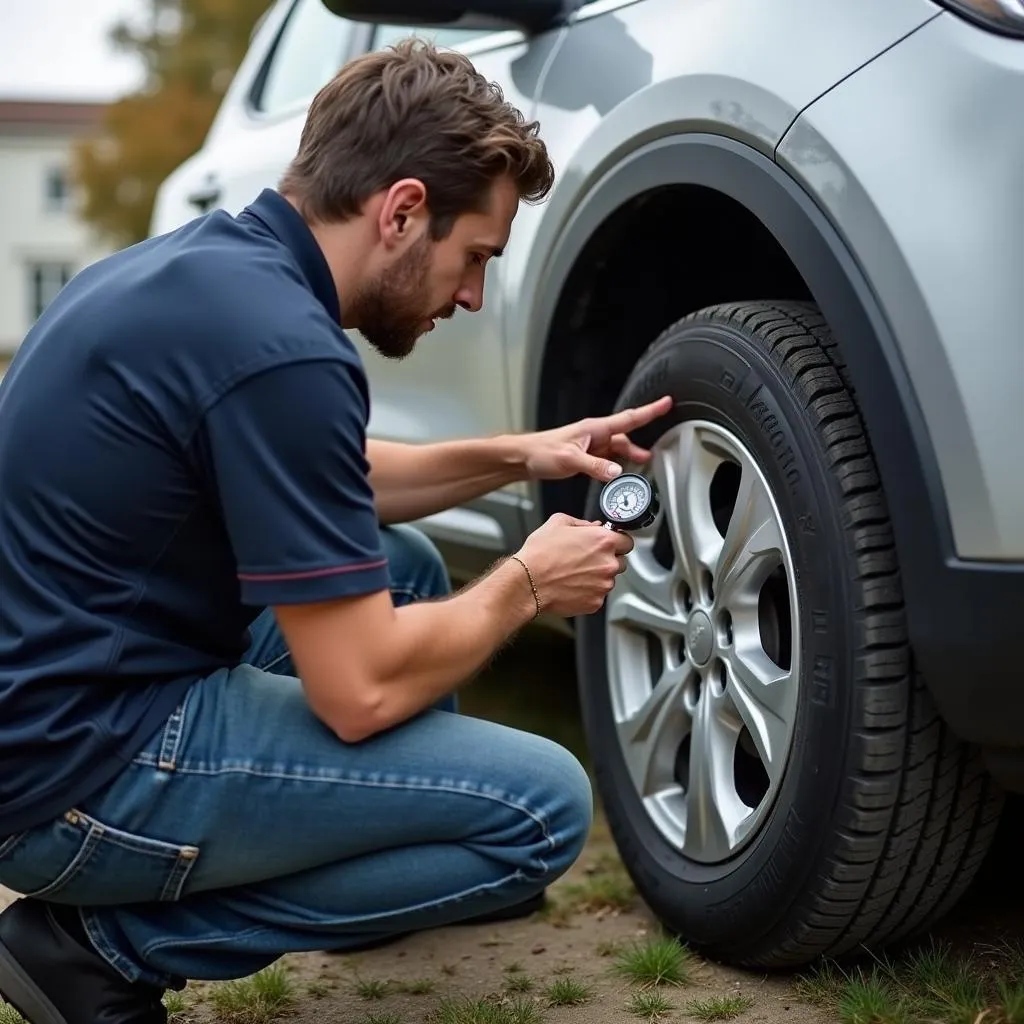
left=642, top=300, right=1002, bottom=966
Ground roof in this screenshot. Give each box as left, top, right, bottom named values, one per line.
left=0, top=99, right=106, bottom=136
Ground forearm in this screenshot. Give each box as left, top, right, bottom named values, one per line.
left=374, top=557, right=535, bottom=726
left=367, top=437, right=527, bottom=524
left=312, top=557, right=536, bottom=740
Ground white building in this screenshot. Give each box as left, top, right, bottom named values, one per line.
left=0, top=99, right=114, bottom=355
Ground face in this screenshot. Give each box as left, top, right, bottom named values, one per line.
left=350, top=176, right=518, bottom=360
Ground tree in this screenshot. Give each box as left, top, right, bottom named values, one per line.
left=73, top=0, right=270, bottom=248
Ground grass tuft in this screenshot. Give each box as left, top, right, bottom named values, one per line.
left=504, top=973, right=534, bottom=993
left=428, top=993, right=544, bottom=1023
left=545, top=976, right=591, bottom=1006
left=208, top=963, right=295, bottom=1023
left=163, top=990, right=188, bottom=1012
left=835, top=969, right=908, bottom=1024
left=354, top=978, right=391, bottom=1001
left=614, top=935, right=695, bottom=988
left=794, top=942, right=1024, bottom=1024
left=628, top=989, right=674, bottom=1021
left=685, top=994, right=753, bottom=1021
left=795, top=961, right=847, bottom=1006
left=365, top=1014, right=403, bottom=1024
left=997, top=980, right=1024, bottom=1024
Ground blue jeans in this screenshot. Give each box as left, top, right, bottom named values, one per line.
left=0, top=525, right=593, bottom=989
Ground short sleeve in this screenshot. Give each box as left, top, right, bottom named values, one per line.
left=196, top=357, right=389, bottom=606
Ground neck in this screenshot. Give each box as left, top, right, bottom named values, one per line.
left=283, top=194, right=370, bottom=329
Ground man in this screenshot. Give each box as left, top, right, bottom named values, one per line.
left=0, top=39, right=671, bottom=1024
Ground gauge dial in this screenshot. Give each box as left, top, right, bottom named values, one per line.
left=599, top=473, right=657, bottom=530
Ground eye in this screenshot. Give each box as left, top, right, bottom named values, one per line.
left=470, top=252, right=487, bottom=267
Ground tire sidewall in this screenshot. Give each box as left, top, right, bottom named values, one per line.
left=577, top=317, right=856, bottom=949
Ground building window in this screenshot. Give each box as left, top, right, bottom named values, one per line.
left=43, top=166, right=71, bottom=213
left=27, top=262, right=74, bottom=320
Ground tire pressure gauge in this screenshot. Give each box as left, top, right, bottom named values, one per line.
left=599, top=473, right=660, bottom=532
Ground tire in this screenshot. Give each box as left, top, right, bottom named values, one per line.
left=576, top=301, right=1003, bottom=968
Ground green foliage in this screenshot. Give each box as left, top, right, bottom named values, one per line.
left=73, top=0, right=269, bottom=247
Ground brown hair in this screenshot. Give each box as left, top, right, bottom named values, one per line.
left=279, top=38, right=555, bottom=239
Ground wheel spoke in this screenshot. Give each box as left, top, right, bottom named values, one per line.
left=616, top=662, right=693, bottom=797
left=607, top=586, right=685, bottom=637
left=715, top=458, right=784, bottom=609
left=652, top=426, right=721, bottom=591
left=723, top=645, right=793, bottom=783
left=683, top=686, right=748, bottom=861
left=621, top=545, right=678, bottom=620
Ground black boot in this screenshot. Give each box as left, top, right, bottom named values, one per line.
left=0, top=899, right=167, bottom=1024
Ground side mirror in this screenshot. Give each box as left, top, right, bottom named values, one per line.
left=319, top=0, right=568, bottom=34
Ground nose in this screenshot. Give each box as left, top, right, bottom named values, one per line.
left=455, top=280, right=484, bottom=314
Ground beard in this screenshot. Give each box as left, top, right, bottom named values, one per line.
left=348, top=234, right=456, bottom=360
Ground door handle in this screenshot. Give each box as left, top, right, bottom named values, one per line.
left=187, top=180, right=222, bottom=212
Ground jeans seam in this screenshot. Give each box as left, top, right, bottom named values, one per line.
left=146, top=770, right=554, bottom=850
left=137, top=868, right=534, bottom=959
left=256, top=648, right=292, bottom=672
left=81, top=908, right=161, bottom=987
left=25, top=821, right=103, bottom=900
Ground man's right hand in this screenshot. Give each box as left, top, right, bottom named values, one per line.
left=515, top=513, right=634, bottom=618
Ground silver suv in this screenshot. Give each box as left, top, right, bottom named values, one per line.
left=151, top=0, right=1024, bottom=968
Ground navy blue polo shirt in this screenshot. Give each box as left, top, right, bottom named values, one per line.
left=0, top=189, right=390, bottom=837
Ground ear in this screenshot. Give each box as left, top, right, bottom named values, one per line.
left=377, top=178, right=429, bottom=250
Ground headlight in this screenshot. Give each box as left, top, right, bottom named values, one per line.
left=937, top=0, right=1024, bottom=36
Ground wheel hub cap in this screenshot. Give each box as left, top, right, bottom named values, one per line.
left=604, top=419, right=802, bottom=865
left=686, top=610, right=714, bottom=667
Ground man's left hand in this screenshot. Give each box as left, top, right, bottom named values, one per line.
left=518, top=395, right=674, bottom=483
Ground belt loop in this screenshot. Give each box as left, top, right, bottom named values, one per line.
left=157, top=689, right=192, bottom=771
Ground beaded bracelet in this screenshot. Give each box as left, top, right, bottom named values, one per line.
left=510, top=555, right=541, bottom=619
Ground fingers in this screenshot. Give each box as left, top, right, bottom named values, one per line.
left=591, top=454, right=622, bottom=481
left=600, top=395, right=673, bottom=436
left=607, top=529, right=635, bottom=556
left=609, top=434, right=651, bottom=463
left=548, top=511, right=597, bottom=528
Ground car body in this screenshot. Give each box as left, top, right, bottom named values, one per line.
left=151, top=0, right=1024, bottom=967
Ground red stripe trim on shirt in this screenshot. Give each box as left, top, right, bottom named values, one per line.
left=238, top=559, right=388, bottom=582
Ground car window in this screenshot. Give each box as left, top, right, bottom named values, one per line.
left=371, top=23, right=497, bottom=52
left=255, top=0, right=356, bottom=114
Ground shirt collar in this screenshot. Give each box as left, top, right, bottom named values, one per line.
left=241, top=189, right=341, bottom=324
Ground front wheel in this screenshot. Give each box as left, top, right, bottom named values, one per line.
left=576, top=301, right=1002, bottom=968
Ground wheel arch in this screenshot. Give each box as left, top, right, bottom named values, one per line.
left=526, top=132, right=946, bottom=539
left=523, top=132, right=1017, bottom=747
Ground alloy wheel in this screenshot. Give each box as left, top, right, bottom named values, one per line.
left=605, top=420, right=801, bottom=864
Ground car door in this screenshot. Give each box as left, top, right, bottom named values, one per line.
left=151, top=0, right=364, bottom=232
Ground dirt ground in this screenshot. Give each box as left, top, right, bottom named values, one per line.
left=182, top=821, right=836, bottom=1024
left=0, top=819, right=836, bottom=1024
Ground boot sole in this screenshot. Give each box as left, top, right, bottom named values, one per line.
left=0, top=939, right=67, bottom=1024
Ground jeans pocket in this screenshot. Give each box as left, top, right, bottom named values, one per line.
left=0, top=808, right=200, bottom=906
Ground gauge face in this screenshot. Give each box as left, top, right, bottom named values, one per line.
left=600, top=474, right=653, bottom=523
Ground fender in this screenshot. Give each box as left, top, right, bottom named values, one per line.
left=525, top=132, right=1024, bottom=751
